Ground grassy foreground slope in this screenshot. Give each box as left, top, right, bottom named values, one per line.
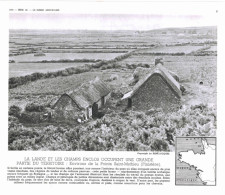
left=8, top=104, right=216, bottom=151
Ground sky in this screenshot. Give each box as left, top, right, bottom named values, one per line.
left=9, top=13, right=217, bottom=30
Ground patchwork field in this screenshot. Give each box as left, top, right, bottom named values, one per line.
left=9, top=52, right=125, bottom=62
left=118, top=55, right=217, bottom=85
left=136, top=45, right=206, bottom=54
left=9, top=52, right=127, bottom=77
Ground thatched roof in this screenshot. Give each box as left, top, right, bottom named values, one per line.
left=133, top=65, right=179, bottom=82
left=133, top=67, right=152, bottom=80
left=54, top=77, right=111, bottom=109
left=122, top=64, right=182, bottom=100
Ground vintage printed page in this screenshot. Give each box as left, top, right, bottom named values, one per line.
left=0, top=0, right=225, bottom=195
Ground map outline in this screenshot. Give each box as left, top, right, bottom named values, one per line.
left=175, top=137, right=217, bottom=186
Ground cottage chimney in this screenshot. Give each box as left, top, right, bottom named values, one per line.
left=155, top=58, right=164, bottom=66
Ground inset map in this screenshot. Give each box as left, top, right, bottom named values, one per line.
left=176, top=137, right=216, bottom=186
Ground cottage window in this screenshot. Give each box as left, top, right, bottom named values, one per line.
left=86, top=107, right=89, bottom=119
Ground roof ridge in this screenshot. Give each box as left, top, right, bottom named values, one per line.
left=123, top=65, right=181, bottom=99
left=156, top=65, right=181, bottom=98
left=92, top=76, right=111, bottom=92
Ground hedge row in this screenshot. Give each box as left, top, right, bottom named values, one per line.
left=9, top=64, right=91, bottom=89
left=126, top=63, right=150, bottom=69
left=134, top=52, right=186, bottom=56
left=9, top=104, right=49, bottom=124
left=9, top=51, right=135, bottom=89
left=21, top=59, right=102, bottom=63
left=92, top=51, right=135, bottom=68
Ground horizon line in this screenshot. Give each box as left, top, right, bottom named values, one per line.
left=9, top=25, right=217, bottom=31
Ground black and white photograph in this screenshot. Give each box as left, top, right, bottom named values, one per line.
left=8, top=8, right=217, bottom=151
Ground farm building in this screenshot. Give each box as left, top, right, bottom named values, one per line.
left=122, top=64, right=182, bottom=111
left=52, top=77, right=111, bottom=121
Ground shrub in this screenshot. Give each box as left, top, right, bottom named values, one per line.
left=25, top=103, right=45, bottom=112
left=101, top=66, right=107, bottom=70
left=109, top=74, right=119, bottom=81
left=144, top=64, right=150, bottom=68
left=61, top=70, right=69, bottom=76
left=9, top=83, right=18, bottom=88
left=9, top=77, right=20, bottom=85
left=106, top=65, right=113, bottom=69
left=9, top=105, right=21, bottom=117
left=66, top=67, right=76, bottom=74
left=111, top=91, right=123, bottom=98
left=8, top=104, right=216, bottom=151
left=31, top=72, right=44, bottom=81
left=8, top=115, right=20, bottom=129
left=114, top=63, right=122, bottom=68
left=20, top=112, right=42, bottom=123
left=150, top=139, right=169, bottom=151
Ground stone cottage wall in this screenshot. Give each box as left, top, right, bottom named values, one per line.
left=132, top=75, right=180, bottom=111
left=105, top=93, right=111, bottom=104
left=53, top=94, right=83, bottom=121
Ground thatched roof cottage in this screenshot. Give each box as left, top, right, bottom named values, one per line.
left=52, top=77, right=111, bottom=121
left=122, top=64, right=182, bottom=111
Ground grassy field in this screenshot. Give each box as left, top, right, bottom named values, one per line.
left=9, top=51, right=128, bottom=77
left=136, top=45, right=206, bottom=54
left=9, top=70, right=132, bottom=95
left=9, top=52, right=125, bottom=62
left=204, top=46, right=217, bottom=52
left=117, top=55, right=216, bottom=84
left=42, top=48, right=132, bottom=53
left=10, top=28, right=216, bottom=56
left=9, top=62, right=93, bottom=78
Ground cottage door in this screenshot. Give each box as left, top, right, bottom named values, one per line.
left=128, top=98, right=132, bottom=108
left=101, top=96, right=105, bottom=106
left=92, top=103, right=98, bottom=118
